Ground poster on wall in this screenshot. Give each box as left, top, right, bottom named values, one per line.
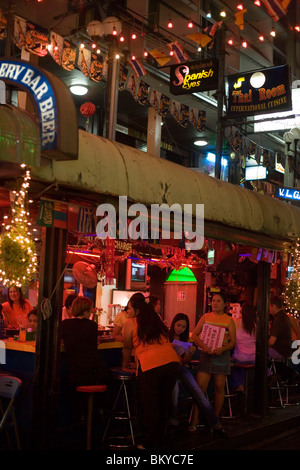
left=169, top=58, right=219, bottom=95
left=226, top=64, right=292, bottom=118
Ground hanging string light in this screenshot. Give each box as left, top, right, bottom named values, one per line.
left=0, top=165, right=38, bottom=287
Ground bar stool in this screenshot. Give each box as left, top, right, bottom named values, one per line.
left=102, top=367, right=137, bottom=449
left=221, top=377, right=238, bottom=418
left=283, top=382, right=299, bottom=406
left=268, top=359, right=285, bottom=409
left=234, top=363, right=255, bottom=416
left=76, top=384, right=107, bottom=450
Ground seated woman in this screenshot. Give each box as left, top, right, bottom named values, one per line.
left=2, top=286, right=33, bottom=329
left=169, top=313, right=227, bottom=438
left=27, top=309, right=38, bottom=333
left=231, top=302, right=257, bottom=392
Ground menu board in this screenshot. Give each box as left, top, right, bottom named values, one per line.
left=200, top=324, right=225, bottom=351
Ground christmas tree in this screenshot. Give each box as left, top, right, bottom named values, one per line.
left=283, top=238, right=300, bottom=319
left=0, top=165, right=38, bottom=287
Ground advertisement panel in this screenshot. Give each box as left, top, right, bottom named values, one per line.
left=226, top=65, right=292, bottom=118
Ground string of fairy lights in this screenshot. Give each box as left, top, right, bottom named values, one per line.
left=0, top=164, right=38, bottom=287
left=283, top=238, right=300, bottom=319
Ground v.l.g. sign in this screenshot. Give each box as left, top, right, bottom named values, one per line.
left=0, top=59, right=58, bottom=151
left=169, top=58, right=219, bottom=95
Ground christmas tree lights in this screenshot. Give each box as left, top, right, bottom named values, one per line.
left=0, top=165, right=38, bottom=287
left=283, top=239, right=300, bottom=319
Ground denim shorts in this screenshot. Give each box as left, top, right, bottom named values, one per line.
left=198, top=350, right=231, bottom=375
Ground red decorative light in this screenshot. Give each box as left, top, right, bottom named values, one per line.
left=119, top=35, right=125, bottom=42
left=112, top=26, right=117, bottom=36
left=295, top=25, right=300, bottom=32
left=242, top=41, right=247, bottom=48
left=91, top=42, right=96, bottom=49
left=144, top=50, right=148, bottom=57
left=237, top=3, right=244, bottom=10
left=188, top=21, right=193, bottom=28
left=169, top=50, right=174, bottom=56
left=254, top=0, right=261, bottom=5
left=258, top=35, right=264, bottom=41
left=168, top=20, right=173, bottom=28
left=131, top=54, right=136, bottom=60
left=228, top=38, right=234, bottom=45
left=131, top=33, right=137, bottom=39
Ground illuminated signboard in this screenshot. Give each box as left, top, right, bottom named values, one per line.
left=245, top=165, right=267, bottom=180
left=276, top=187, right=300, bottom=201
left=169, top=58, right=219, bottom=95
left=254, top=87, right=300, bottom=132
left=226, top=65, right=292, bottom=118
left=0, top=59, right=58, bottom=151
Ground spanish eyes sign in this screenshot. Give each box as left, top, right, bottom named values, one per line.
left=226, top=64, right=292, bottom=118
left=169, top=58, right=219, bottom=95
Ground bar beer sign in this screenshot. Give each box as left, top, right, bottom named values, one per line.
left=276, top=187, right=300, bottom=202
left=227, top=65, right=292, bottom=118
left=169, top=58, right=219, bottom=95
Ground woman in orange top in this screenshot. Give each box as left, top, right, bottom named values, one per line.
left=190, top=291, right=236, bottom=428
left=2, top=286, right=33, bottom=329
left=122, top=294, right=179, bottom=450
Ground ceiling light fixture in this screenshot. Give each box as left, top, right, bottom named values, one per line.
left=194, top=139, right=208, bottom=146
left=70, top=85, right=88, bottom=96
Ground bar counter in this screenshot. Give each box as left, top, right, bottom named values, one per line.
left=1, top=338, right=123, bottom=353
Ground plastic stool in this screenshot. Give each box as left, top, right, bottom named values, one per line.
left=221, top=377, right=238, bottom=418
left=76, top=384, right=107, bottom=450
left=102, top=367, right=137, bottom=449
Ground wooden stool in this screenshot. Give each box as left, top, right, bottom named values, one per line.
left=76, top=384, right=107, bottom=450
left=102, top=368, right=137, bottom=449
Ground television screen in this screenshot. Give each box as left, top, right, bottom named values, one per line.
left=131, top=262, right=146, bottom=282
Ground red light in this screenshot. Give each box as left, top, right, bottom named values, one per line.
left=237, top=4, right=244, bottom=10
left=144, top=50, right=148, bottom=57
left=242, top=41, right=247, bottom=48
left=295, top=25, right=300, bottom=32
left=169, top=50, right=174, bottom=56
left=119, top=36, right=125, bottom=42
left=228, top=38, right=233, bottom=45
left=168, top=21, right=173, bottom=28
left=92, top=43, right=96, bottom=49
left=131, top=55, right=136, bottom=60
left=131, top=33, right=137, bottom=39
left=188, top=21, right=193, bottom=28
left=254, top=0, right=261, bottom=5
left=259, top=35, right=264, bottom=41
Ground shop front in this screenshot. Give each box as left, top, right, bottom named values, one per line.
left=1, top=60, right=300, bottom=448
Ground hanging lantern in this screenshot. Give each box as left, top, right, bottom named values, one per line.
left=102, top=16, right=122, bottom=36
left=87, top=20, right=104, bottom=40
left=80, top=102, right=96, bottom=131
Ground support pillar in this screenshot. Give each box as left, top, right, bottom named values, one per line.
left=254, top=260, right=270, bottom=417
left=31, top=226, right=67, bottom=449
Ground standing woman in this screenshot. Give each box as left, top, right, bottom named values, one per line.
left=122, top=295, right=179, bottom=450
left=2, top=286, right=33, bottom=328
left=190, top=292, right=236, bottom=426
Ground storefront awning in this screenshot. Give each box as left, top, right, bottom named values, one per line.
left=32, top=130, right=300, bottom=251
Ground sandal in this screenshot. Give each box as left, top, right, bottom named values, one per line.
left=188, top=424, right=197, bottom=432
